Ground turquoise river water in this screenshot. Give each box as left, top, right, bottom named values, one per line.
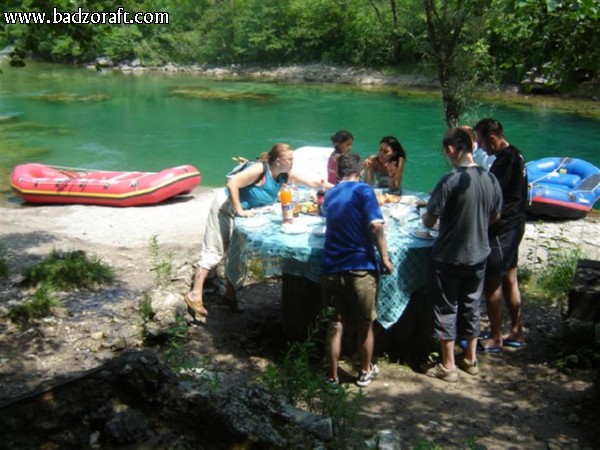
left=1, top=62, right=599, bottom=194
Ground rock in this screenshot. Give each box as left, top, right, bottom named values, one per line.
left=105, top=405, right=150, bottom=443
left=283, top=404, right=333, bottom=440
left=95, top=56, right=113, bottom=68
left=365, top=429, right=402, bottom=450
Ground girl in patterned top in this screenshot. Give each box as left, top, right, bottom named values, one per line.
left=363, top=136, right=407, bottom=193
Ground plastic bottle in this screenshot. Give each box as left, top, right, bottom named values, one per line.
left=280, top=183, right=293, bottom=223
left=316, top=179, right=326, bottom=216
left=292, top=183, right=300, bottom=218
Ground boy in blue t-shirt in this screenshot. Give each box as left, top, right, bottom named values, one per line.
left=321, top=153, right=393, bottom=388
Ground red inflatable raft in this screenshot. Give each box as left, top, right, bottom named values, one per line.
left=10, top=163, right=201, bottom=207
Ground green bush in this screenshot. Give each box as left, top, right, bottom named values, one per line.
left=22, top=249, right=114, bottom=289
left=260, top=310, right=365, bottom=446
left=537, top=247, right=580, bottom=299
left=8, top=283, right=60, bottom=324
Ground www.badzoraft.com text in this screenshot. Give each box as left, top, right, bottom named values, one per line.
left=3, top=7, right=169, bottom=25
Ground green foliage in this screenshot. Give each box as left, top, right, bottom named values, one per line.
left=414, top=439, right=444, bottom=450
left=21, top=249, right=114, bottom=289
left=260, top=310, right=365, bottom=445
left=7, top=283, right=60, bottom=324
left=139, top=292, right=154, bottom=324
left=485, top=0, right=600, bottom=90
left=247, top=259, right=265, bottom=280
left=148, top=235, right=173, bottom=287
left=537, top=247, right=580, bottom=299
left=2, top=0, right=597, bottom=126
left=415, top=437, right=487, bottom=450
left=552, top=319, right=599, bottom=370
left=96, top=26, right=143, bottom=62
left=163, top=315, right=191, bottom=370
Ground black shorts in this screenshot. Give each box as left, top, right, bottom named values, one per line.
left=487, top=222, right=525, bottom=277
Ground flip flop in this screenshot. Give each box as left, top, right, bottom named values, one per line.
left=185, top=293, right=208, bottom=323
left=503, top=339, right=526, bottom=349
left=476, top=340, right=502, bottom=353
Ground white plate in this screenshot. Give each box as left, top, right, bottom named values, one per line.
left=298, top=215, right=324, bottom=226
left=399, top=195, right=420, bottom=205
left=281, top=223, right=308, bottom=234
left=311, top=225, right=326, bottom=237
left=252, top=205, right=274, bottom=215
left=242, top=217, right=269, bottom=228
left=410, top=229, right=437, bottom=240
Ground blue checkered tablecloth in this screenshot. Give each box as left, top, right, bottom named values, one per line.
left=225, top=192, right=434, bottom=329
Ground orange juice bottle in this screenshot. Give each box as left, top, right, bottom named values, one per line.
left=280, top=183, right=293, bottom=223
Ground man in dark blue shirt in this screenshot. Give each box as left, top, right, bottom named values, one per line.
left=321, top=153, right=393, bottom=387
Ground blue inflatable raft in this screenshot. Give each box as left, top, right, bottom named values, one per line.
left=527, top=157, right=600, bottom=219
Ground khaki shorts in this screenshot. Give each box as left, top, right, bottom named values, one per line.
left=320, top=270, right=378, bottom=322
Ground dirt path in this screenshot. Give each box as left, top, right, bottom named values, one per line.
left=1, top=189, right=598, bottom=448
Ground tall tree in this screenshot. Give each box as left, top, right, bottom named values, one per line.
left=423, top=0, right=470, bottom=128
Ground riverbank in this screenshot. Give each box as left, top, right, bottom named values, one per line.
left=87, top=60, right=600, bottom=119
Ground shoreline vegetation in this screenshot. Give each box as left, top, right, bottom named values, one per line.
left=89, top=60, right=600, bottom=119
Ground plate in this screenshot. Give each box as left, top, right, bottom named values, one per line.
left=281, top=223, right=308, bottom=234
left=399, top=195, right=420, bottom=206
left=299, top=215, right=325, bottom=226
left=252, top=205, right=274, bottom=215
left=410, top=229, right=437, bottom=240
left=242, top=217, right=269, bottom=228
left=311, top=225, right=326, bottom=237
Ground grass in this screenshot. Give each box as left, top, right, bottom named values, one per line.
left=8, top=249, right=115, bottom=325
left=519, top=246, right=598, bottom=371
left=536, top=247, right=581, bottom=300
left=247, top=259, right=265, bottom=280
left=21, top=249, right=114, bottom=289
left=7, top=283, right=60, bottom=324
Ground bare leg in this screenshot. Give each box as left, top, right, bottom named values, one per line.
left=463, top=336, right=478, bottom=364
left=440, top=339, right=456, bottom=370
left=185, top=267, right=209, bottom=319
left=355, top=320, right=374, bottom=373
left=502, top=267, right=524, bottom=342
left=481, top=275, right=503, bottom=349
left=327, top=319, right=343, bottom=380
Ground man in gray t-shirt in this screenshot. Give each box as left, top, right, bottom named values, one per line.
left=422, top=128, right=502, bottom=382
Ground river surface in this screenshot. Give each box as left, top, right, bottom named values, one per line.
left=1, top=62, right=599, bottom=193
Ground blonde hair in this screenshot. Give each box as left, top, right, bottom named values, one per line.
left=259, top=143, right=293, bottom=164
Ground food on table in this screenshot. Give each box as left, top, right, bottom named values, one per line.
left=299, top=201, right=319, bottom=215
left=376, top=193, right=401, bottom=205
